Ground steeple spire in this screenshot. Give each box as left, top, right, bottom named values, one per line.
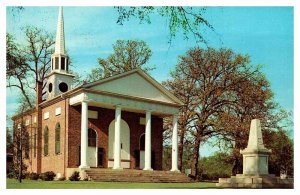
left=46, top=6, right=74, bottom=100
left=55, top=6, right=65, bottom=55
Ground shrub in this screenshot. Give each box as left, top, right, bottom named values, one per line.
left=28, top=172, right=39, bottom=180
left=83, top=177, right=89, bottom=181
left=58, top=176, right=66, bottom=181
left=69, top=171, right=80, bottom=181
left=40, top=171, right=56, bottom=181
left=7, top=172, right=15, bottom=179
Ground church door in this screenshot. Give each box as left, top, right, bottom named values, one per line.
left=87, top=128, right=98, bottom=167
left=108, top=119, right=130, bottom=168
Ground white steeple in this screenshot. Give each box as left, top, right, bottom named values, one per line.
left=50, top=6, right=70, bottom=74
left=46, top=6, right=74, bottom=100
left=55, top=6, right=65, bottom=55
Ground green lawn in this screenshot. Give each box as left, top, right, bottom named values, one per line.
left=7, top=179, right=216, bottom=189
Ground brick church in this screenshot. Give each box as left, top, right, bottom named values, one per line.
left=12, top=7, right=183, bottom=179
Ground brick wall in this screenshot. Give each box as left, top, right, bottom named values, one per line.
left=13, top=101, right=164, bottom=176
left=40, top=99, right=67, bottom=176
left=68, top=106, right=164, bottom=170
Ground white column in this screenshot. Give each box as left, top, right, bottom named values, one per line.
left=79, top=101, right=89, bottom=169
left=144, top=111, right=153, bottom=171
left=171, top=114, right=179, bottom=172
left=113, top=105, right=122, bottom=169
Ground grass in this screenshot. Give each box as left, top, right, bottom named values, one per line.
left=6, top=179, right=217, bottom=189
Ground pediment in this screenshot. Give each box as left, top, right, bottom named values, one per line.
left=84, top=69, right=183, bottom=105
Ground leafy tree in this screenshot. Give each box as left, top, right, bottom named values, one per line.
left=211, top=69, right=277, bottom=175
left=164, top=47, right=272, bottom=179
left=263, top=128, right=294, bottom=177
left=162, top=145, right=172, bottom=170
left=199, top=152, right=232, bottom=181
left=86, top=39, right=154, bottom=81
left=115, top=7, right=214, bottom=45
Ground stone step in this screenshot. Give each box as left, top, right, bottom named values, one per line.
left=85, top=169, right=192, bottom=183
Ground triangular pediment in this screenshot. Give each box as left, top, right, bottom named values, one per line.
left=84, top=69, right=183, bottom=105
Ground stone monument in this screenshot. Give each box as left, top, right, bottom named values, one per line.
left=216, top=119, right=293, bottom=188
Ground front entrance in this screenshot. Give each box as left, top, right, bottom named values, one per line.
left=87, top=128, right=97, bottom=167
left=108, top=119, right=130, bottom=168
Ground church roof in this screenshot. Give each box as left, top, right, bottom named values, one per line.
left=81, top=68, right=184, bottom=106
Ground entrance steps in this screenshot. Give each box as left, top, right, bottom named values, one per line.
left=85, top=168, right=192, bottom=183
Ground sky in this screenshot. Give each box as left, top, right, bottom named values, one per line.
left=6, top=6, right=294, bottom=157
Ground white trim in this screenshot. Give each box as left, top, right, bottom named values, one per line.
left=82, top=69, right=184, bottom=106
left=55, top=107, right=61, bottom=116
left=44, top=112, right=49, bottom=120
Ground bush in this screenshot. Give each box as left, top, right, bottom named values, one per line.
left=28, top=172, right=39, bottom=180
left=58, top=176, right=66, bottom=181
left=7, top=172, right=15, bottom=179
left=40, top=171, right=56, bottom=181
left=69, top=171, right=80, bottom=181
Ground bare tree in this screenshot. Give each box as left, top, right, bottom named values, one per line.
left=6, top=26, right=55, bottom=108
left=11, top=104, right=32, bottom=183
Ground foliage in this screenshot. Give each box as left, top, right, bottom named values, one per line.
left=162, top=145, right=172, bottom=170
left=28, top=172, right=40, bottom=180
left=115, top=7, right=214, bottom=45
left=92, top=39, right=154, bottom=80
left=7, top=163, right=27, bottom=180
left=199, top=152, right=232, bottom=181
left=40, top=171, right=56, bottom=181
left=69, top=171, right=80, bottom=181
left=163, top=47, right=276, bottom=179
left=58, top=176, right=66, bottom=181
left=264, top=129, right=294, bottom=177
left=85, top=68, right=103, bottom=83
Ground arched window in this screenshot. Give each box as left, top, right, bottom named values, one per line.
left=88, top=128, right=97, bottom=147
left=55, top=123, right=61, bottom=154
left=44, top=126, right=49, bottom=156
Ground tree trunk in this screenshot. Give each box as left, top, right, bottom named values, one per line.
left=178, top=128, right=185, bottom=172
left=18, top=129, right=22, bottom=183
left=190, top=136, right=201, bottom=180
left=231, top=156, right=238, bottom=176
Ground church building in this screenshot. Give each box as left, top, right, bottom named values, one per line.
left=12, top=7, right=183, bottom=179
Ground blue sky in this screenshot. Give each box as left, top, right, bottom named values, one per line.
left=6, top=6, right=294, bottom=156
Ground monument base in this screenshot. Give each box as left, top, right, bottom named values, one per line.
left=216, top=174, right=293, bottom=188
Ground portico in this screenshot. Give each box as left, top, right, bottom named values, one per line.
left=69, top=69, right=183, bottom=171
